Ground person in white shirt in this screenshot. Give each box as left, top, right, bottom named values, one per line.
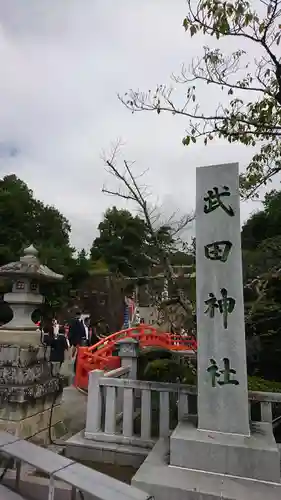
left=52, top=318, right=59, bottom=337
left=68, top=311, right=88, bottom=374
left=134, top=309, right=141, bottom=326
left=83, top=316, right=90, bottom=345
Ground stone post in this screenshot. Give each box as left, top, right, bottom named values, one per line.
left=115, top=338, right=139, bottom=379
left=196, top=163, right=249, bottom=435
left=115, top=338, right=140, bottom=419
left=170, top=163, right=280, bottom=483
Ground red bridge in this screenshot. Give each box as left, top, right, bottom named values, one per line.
left=74, top=325, right=197, bottom=391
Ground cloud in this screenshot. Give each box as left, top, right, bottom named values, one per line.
left=0, top=0, right=268, bottom=250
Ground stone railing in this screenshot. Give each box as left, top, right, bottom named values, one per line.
left=248, top=390, right=281, bottom=428
left=85, top=374, right=196, bottom=447
left=105, top=365, right=131, bottom=419
left=85, top=365, right=131, bottom=436
left=0, top=430, right=152, bottom=500
left=85, top=372, right=281, bottom=448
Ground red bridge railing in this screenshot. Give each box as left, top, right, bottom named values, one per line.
left=75, top=325, right=197, bottom=390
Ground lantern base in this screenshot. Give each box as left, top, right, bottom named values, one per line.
left=0, top=332, right=66, bottom=443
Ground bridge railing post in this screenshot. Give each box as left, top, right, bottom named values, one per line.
left=115, top=338, right=140, bottom=379
left=85, top=369, right=105, bottom=434
left=115, top=338, right=140, bottom=417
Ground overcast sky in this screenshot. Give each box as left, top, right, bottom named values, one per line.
left=0, top=0, right=270, bottom=250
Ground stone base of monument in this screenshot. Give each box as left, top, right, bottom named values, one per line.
left=170, top=420, right=280, bottom=482
left=132, top=436, right=281, bottom=500
left=0, top=395, right=65, bottom=444
left=0, top=331, right=66, bottom=444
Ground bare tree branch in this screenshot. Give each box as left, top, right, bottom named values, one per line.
left=101, top=145, right=195, bottom=321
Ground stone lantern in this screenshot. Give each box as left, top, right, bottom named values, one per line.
left=0, top=245, right=65, bottom=442
left=0, top=244, right=63, bottom=333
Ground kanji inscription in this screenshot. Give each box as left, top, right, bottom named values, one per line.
left=204, top=288, right=235, bottom=329
left=207, top=358, right=239, bottom=387
left=204, top=186, right=234, bottom=217
left=204, top=241, right=232, bottom=262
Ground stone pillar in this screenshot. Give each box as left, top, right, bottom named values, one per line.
left=196, top=163, right=249, bottom=435
left=0, top=337, right=64, bottom=443
left=116, top=338, right=139, bottom=379
left=170, top=163, right=280, bottom=483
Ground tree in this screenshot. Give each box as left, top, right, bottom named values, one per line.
left=91, top=207, right=154, bottom=277
left=242, top=188, right=281, bottom=246
left=240, top=189, right=281, bottom=380
left=90, top=205, right=185, bottom=278
left=67, top=249, right=92, bottom=289
left=241, top=189, right=281, bottom=286
left=0, top=175, right=77, bottom=313
left=101, top=146, right=195, bottom=329
left=0, top=175, right=38, bottom=265
left=120, top=0, right=281, bottom=198
left=0, top=174, right=73, bottom=271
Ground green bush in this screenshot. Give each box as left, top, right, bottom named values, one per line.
left=248, top=376, right=281, bottom=392
left=141, top=359, right=281, bottom=394
left=143, top=358, right=196, bottom=385
left=138, top=348, right=172, bottom=379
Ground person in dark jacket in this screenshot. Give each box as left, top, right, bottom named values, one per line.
left=43, top=321, right=68, bottom=371
left=90, top=318, right=110, bottom=346
left=96, top=319, right=110, bottom=338
left=68, top=311, right=87, bottom=348
left=51, top=326, right=69, bottom=365
left=83, top=316, right=92, bottom=347
left=89, top=320, right=101, bottom=346
left=68, top=311, right=89, bottom=374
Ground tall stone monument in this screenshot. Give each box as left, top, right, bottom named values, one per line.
left=196, top=163, right=249, bottom=435
left=133, top=163, right=281, bottom=500
left=170, top=162, right=280, bottom=479
left=0, top=245, right=65, bottom=442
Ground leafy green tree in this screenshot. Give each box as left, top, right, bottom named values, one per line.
left=241, top=212, right=268, bottom=252
left=0, top=174, right=73, bottom=269
left=243, top=236, right=281, bottom=281
left=90, top=203, right=189, bottom=279
left=121, top=0, right=281, bottom=198
left=0, top=175, right=78, bottom=313
left=90, top=207, right=157, bottom=277
left=68, top=249, right=92, bottom=287
left=241, top=189, right=281, bottom=380
left=242, top=189, right=281, bottom=278
left=0, top=175, right=37, bottom=264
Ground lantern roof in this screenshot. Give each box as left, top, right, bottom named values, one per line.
left=0, top=245, right=64, bottom=281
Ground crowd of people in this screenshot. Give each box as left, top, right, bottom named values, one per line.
left=40, top=312, right=110, bottom=373
left=39, top=309, right=196, bottom=377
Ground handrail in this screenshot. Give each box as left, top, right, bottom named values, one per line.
left=98, top=376, right=281, bottom=402
left=105, top=366, right=130, bottom=378
left=0, top=431, right=153, bottom=500
left=87, top=325, right=196, bottom=353
left=99, top=377, right=197, bottom=394
left=86, top=371, right=281, bottom=445
left=248, top=391, right=281, bottom=403
left=75, top=325, right=197, bottom=390
left=87, top=325, right=158, bottom=353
